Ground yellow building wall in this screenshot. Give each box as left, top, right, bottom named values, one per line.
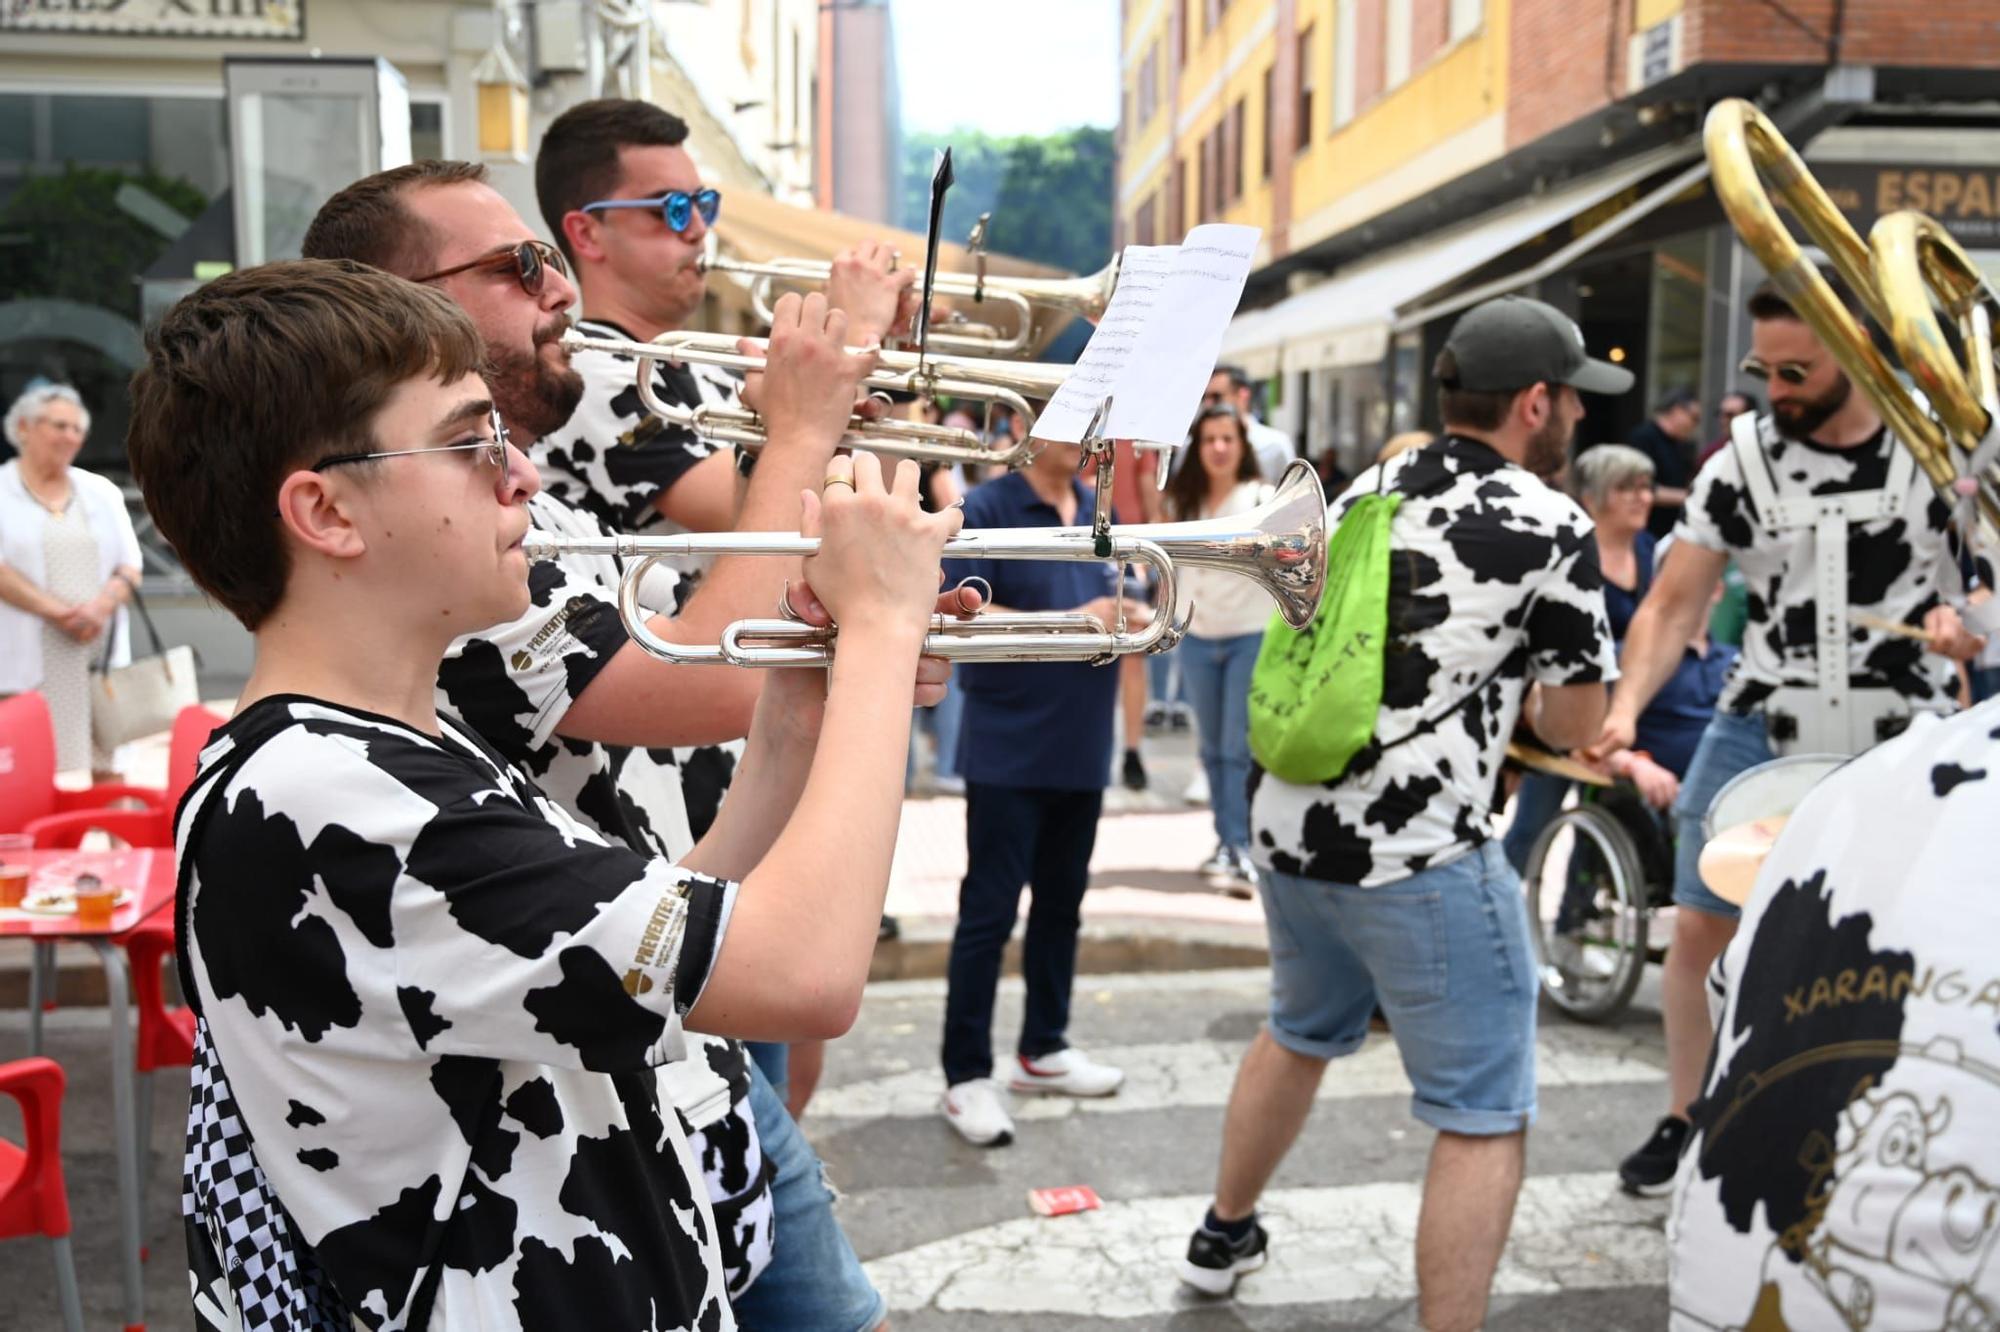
left=1118, top=0, right=1520, bottom=261
left=1291, top=0, right=1511, bottom=250
left=1634, top=0, right=1684, bottom=32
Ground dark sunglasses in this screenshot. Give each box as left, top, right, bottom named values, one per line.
left=580, top=188, right=722, bottom=235
left=413, top=240, right=568, bottom=297
left=1738, top=355, right=1814, bottom=386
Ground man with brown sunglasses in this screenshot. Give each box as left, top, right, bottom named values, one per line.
left=1587, top=267, right=1986, bottom=1200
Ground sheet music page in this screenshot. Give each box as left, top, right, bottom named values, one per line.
left=1033, top=223, right=1260, bottom=446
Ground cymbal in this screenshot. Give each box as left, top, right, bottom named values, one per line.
left=1505, top=741, right=1611, bottom=787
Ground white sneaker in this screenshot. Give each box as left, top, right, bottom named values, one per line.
left=1010, top=1048, right=1125, bottom=1097
left=1183, top=768, right=1211, bottom=806
left=940, top=1078, right=1015, bottom=1146
left=1548, top=932, right=1617, bottom=980
left=1198, top=844, right=1233, bottom=880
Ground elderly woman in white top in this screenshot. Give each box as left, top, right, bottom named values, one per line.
left=1166, top=404, right=1272, bottom=894
left=0, top=385, right=143, bottom=774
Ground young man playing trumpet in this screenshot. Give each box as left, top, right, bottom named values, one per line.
left=132, top=257, right=960, bottom=1330
left=303, top=163, right=923, bottom=1328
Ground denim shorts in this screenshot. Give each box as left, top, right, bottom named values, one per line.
left=1258, top=841, right=1537, bottom=1135
left=732, top=1062, right=885, bottom=1332
left=1670, top=710, right=1775, bottom=920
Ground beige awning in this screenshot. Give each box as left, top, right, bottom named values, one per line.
left=704, top=192, right=1071, bottom=349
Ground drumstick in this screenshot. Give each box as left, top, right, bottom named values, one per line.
left=1848, top=610, right=1934, bottom=643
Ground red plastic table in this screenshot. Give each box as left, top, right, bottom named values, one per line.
left=3, top=848, right=176, bottom=1332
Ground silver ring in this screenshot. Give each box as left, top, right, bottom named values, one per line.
left=952, top=576, right=991, bottom=616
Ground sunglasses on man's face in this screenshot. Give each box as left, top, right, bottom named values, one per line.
left=580, top=188, right=722, bottom=236
left=1738, top=355, right=1815, bottom=386
left=413, top=240, right=569, bottom=298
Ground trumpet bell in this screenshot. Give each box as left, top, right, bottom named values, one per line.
left=1146, top=458, right=1328, bottom=631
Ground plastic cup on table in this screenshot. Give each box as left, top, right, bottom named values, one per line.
left=72, top=873, right=117, bottom=929
left=0, top=834, right=30, bottom=910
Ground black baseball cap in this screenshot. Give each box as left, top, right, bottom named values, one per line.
left=1440, top=297, right=1634, bottom=395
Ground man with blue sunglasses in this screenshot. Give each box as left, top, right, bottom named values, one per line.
left=533, top=97, right=920, bottom=1332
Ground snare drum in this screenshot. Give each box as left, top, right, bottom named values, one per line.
left=1696, top=754, right=1847, bottom=906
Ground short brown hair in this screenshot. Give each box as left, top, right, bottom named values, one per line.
left=1747, top=264, right=1867, bottom=324
left=301, top=159, right=490, bottom=277
left=1434, top=348, right=1516, bottom=432
left=536, top=99, right=690, bottom=262
left=128, top=259, right=484, bottom=629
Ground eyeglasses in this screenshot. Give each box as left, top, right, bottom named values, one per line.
left=310, top=407, right=512, bottom=480
left=1738, top=355, right=1815, bottom=386
left=412, top=240, right=568, bottom=298
left=580, top=188, right=722, bottom=236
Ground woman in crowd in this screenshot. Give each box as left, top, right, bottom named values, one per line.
left=1164, top=403, right=1270, bottom=894
left=0, top=384, right=143, bottom=774
left=1505, top=445, right=1659, bottom=861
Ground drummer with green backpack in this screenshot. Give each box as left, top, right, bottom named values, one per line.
left=1176, top=297, right=1631, bottom=1332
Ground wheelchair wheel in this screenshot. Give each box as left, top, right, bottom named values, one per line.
left=1522, top=804, right=1648, bottom=1023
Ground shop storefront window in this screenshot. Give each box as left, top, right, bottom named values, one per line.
left=1, top=93, right=228, bottom=476
left=1649, top=231, right=1707, bottom=404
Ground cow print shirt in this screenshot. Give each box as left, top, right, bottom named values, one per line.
left=531, top=317, right=740, bottom=536
left=1251, top=436, right=1619, bottom=888
left=179, top=697, right=740, bottom=1330
left=1676, top=415, right=1957, bottom=714
left=1667, top=699, right=2000, bottom=1331
left=437, top=490, right=771, bottom=1296
left=525, top=326, right=745, bottom=840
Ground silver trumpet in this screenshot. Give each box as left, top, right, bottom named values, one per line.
left=560, top=326, right=1175, bottom=473
left=699, top=247, right=1121, bottom=358
left=522, top=459, right=1328, bottom=666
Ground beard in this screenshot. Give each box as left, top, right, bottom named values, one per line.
left=1524, top=409, right=1572, bottom=480
left=1770, top=375, right=1852, bottom=441
left=484, top=314, right=584, bottom=441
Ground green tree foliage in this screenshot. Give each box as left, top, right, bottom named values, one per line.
left=0, top=165, right=208, bottom=320
left=900, top=127, right=1113, bottom=275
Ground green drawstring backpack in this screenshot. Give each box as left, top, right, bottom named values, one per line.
left=1247, top=470, right=1400, bottom=785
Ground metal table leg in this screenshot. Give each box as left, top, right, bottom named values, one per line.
left=27, top=940, right=51, bottom=1056
left=88, top=938, right=145, bottom=1332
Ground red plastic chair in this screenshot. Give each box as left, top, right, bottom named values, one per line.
left=21, top=705, right=224, bottom=1053
left=21, top=702, right=222, bottom=849
left=121, top=918, right=194, bottom=1235
left=0, top=1058, right=84, bottom=1332
left=0, top=692, right=164, bottom=835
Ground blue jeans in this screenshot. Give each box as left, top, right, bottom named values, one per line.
left=942, top=784, right=1102, bottom=1086
left=1179, top=630, right=1262, bottom=849
left=1259, top=843, right=1537, bottom=1134
left=1671, top=710, right=1775, bottom=919
left=1500, top=770, right=1572, bottom=877
left=733, top=1062, right=885, bottom=1331
left=1973, top=666, right=2000, bottom=705
left=1148, top=643, right=1186, bottom=708
left=932, top=676, right=966, bottom=779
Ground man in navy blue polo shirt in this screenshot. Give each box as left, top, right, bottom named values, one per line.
left=937, top=441, right=1140, bottom=1146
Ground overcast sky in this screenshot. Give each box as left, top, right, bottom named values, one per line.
left=891, top=0, right=1121, bottom=137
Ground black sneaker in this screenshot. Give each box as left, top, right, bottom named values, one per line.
left=877, top=915, right=901, bottom=943
left=1618, top=1115, right=1691, bottom=1196
left=1177, top=1219, right=1268, bottom=1295
left=1121, top=748, right=1149, bottom=792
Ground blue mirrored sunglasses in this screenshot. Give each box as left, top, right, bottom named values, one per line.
left=580, top=188, right=722, bottom=235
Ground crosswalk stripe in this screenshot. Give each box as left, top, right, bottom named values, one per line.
left=806, top=1028, right=1665, bottom=1123
left=863, top=1171, right=1665, bottom=1317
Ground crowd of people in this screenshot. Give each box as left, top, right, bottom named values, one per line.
left=6, top=81, right=1997, bottom=1332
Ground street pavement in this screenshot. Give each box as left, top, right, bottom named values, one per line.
left=0, top=714, right=1678, bottom=1328
left=812, top=966, right=1674, bottom=1329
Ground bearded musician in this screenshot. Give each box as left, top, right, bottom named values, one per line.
left=1589, top=268, right=1987, bottom=1198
